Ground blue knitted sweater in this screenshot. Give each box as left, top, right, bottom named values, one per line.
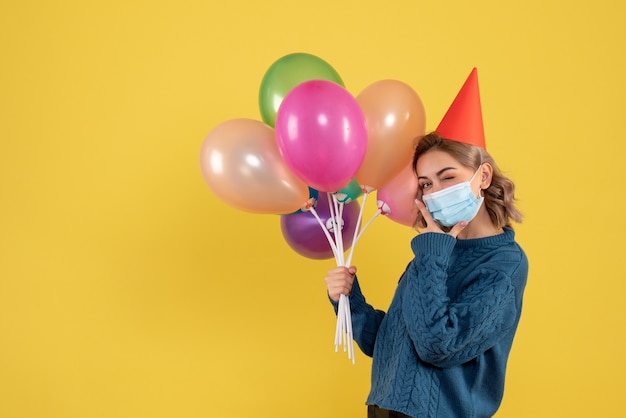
left=333, top=228, right=528, bottom=418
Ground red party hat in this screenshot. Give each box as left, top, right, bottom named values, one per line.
left=436, top=68, right=486, bottom=149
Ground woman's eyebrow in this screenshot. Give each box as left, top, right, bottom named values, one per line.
left=417, top=167, right=457, bottom=180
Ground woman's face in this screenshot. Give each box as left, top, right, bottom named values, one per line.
left=415, top=149, right=478, bottom=196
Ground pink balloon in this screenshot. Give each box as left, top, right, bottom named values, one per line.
left=275, top=80, right=368, bottom=193
left=376, top=162, right=418, bottom=227
left=199, top=118, right=310, bottom=214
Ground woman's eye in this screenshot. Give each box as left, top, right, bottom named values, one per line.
left=420, top=182, right=432, bottom=190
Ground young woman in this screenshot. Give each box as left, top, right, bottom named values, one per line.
left=324, top=132, right=528, bottom=418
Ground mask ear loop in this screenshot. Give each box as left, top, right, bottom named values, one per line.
left=477, top=152, right=485, bottom=198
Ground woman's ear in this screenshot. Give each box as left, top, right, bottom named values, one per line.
left=480, top=163, right=493, bottom=188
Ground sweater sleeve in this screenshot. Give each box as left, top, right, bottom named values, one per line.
left=329, top=276, right=385, bottom=357
left=402, top=232, right=519, bottom=368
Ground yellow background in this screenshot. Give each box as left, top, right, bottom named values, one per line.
left=1, top=0, right=624, bottom=417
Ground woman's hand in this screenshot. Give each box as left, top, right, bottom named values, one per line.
left=414, top=199, right=467, bottom=238
left=325, top=266, right=357, bottom=302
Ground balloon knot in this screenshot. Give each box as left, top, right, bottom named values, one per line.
left=377, top=200, right=391, bottom=215
left=302, top=197, right=316, bottom=211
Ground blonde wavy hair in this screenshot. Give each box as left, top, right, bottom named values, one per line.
left=412, top=132, right=523, bottom=229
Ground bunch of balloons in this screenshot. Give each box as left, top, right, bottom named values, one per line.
left=199, top=53, right=426, bottom=362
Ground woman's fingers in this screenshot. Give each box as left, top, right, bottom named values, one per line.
left=325, top=266, right=356, bottom=302
left=448, top=220, right=468, bottom=238
left=414, top=199, right=442, bottom=233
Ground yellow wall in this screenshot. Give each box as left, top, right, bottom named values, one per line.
left=1, top=1, right=624, bottom=417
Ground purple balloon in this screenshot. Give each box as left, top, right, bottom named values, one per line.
left=280, top=192, right=361, bottom=260
left=275, top=80, right=368, bottom=193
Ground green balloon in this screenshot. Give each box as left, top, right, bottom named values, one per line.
left=334, top=179, right=363, bottom=204
left=258, top=53, right=345, bottom=127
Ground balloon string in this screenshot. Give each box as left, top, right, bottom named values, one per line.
left=332, top=194, right=345, bottom=265
left=335, top=294, right=354, bottom=363
left=345, top=191, right=369, bottom=267
left=344, top=294, right=355, bottom=363
left=328, top=189, right=380, bottom=363
left=337, top=295, right=347, bottom=349
left=349, top=209, right=382, bottom=260
left=335, top=294, right=345, bottom=350
left=326, top=193, right=344, bottom=266
left=309, top=206, right=341, bottom=265
left=334, top=190, right=366, bottom=363
left=321, top=194, right=354, bottom=362
left=348, top=300, right=355, bottom=362
left=311, top=198, right=345, bottom=354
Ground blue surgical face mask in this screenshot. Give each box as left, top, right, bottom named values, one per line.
left=422, top=167, right=484, bottom=227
